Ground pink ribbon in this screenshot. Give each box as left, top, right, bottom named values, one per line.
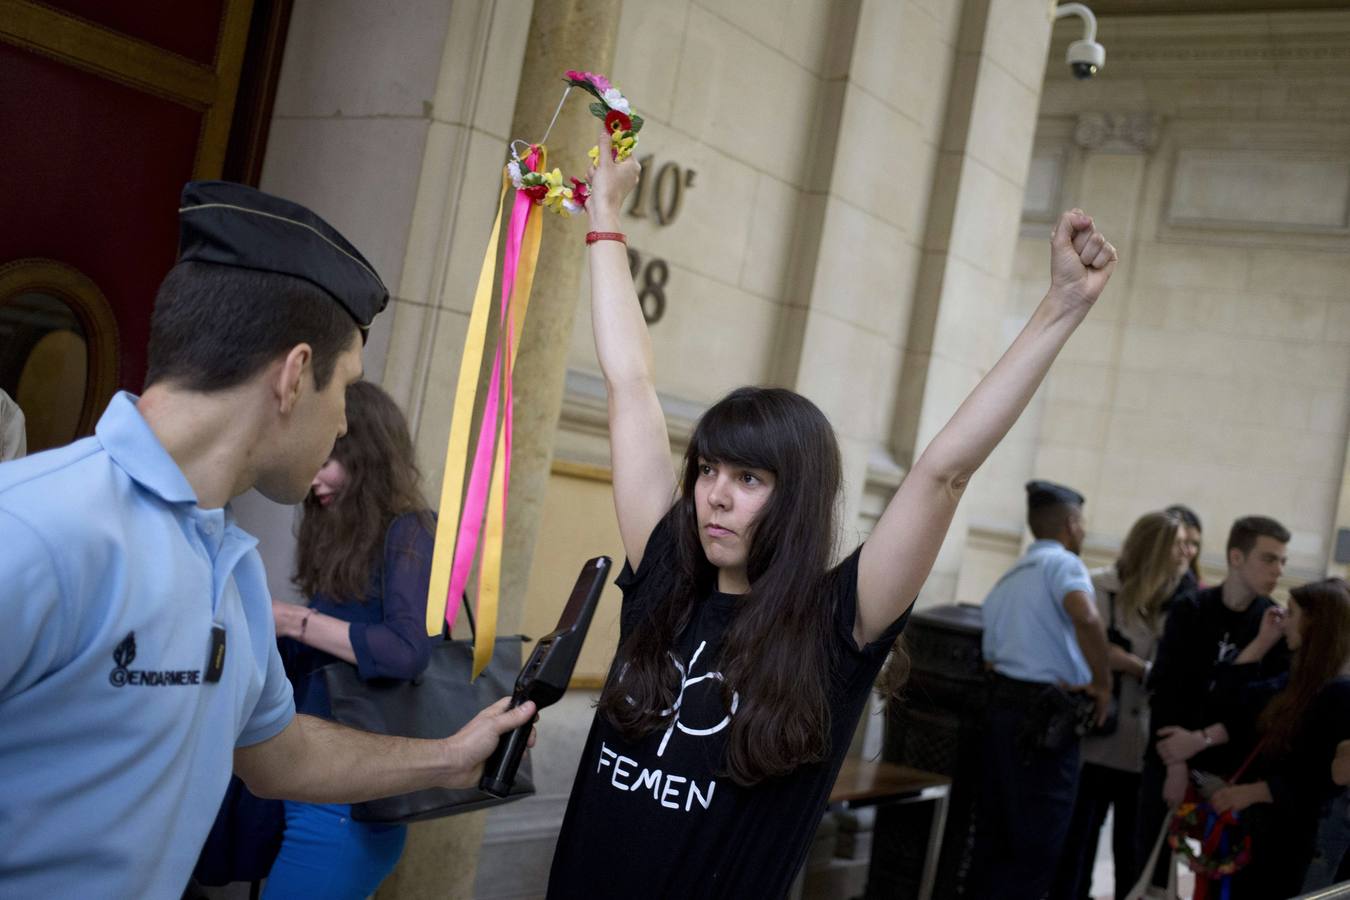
left=443, top=148, right=538, bottom=628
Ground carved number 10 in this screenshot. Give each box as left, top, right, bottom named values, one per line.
left=626, top=155, right=696, bottom=225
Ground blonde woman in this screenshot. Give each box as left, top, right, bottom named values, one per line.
left=1052, top=510, right=1191, bottom=900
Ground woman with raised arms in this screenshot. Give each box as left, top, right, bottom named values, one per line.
left=546, top=127, right=1119, bottom=899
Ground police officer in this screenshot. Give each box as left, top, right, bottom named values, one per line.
left=968, top=480, right=1112, bottom=900
left=0, top=182, right=536, bottom=897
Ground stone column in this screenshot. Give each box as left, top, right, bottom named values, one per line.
left=377, top=3, right=621, bottom=898
left=497, top=0, right=623, bottom=636
left=1029, top=112, right=1160, bottom=535
left=889, top=0, right=1055, bottom=606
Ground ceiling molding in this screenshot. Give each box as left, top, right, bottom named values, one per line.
left=1047, top=9, right=1350, bottom=79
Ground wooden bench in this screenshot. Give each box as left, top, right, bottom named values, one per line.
left=827, top=758, right=952, bottom=900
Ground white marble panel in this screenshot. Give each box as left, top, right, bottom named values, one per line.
left=670, top=5, right=822, bottom=185
left=794, top=310, right=895, bottom=440
left=613, top=0, right=692, bottom=124
left=1167, top=150, right=1350, bottom=231
left=947, top=158, right=1030, bottom=281
left=273, top=0, right=453, bottom=118
left=1046, top=361, right=1114, bottom=406
left=965, top=56, right=1042, bottom=188
left=261, top=116, right=431, bottom=295
left=696, top=0, right=787, bottom=52
left=1133, top=241, right=1249, bottom=292
left=833, top=85, right=937, bottom=236
left=780, top=0, right=847, bottom=75
left=739, top=173, right=803, bottom=301
left=609, top=120, right=759, bottom=290
left=1247, top=248, right=1350, bottom=300
left=933, top=254, right=1012, bottom=370
left=982, top=0, right=1054, bottom=93
left=853, top=0, right=956, bottom=136
left=1024, top=150, right=1066, bottom=220
left=646, top=266, right=783, bottom=402
left=809, top=198, right=921, bottom=340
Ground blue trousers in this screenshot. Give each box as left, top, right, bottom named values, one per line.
left=262, top=801, right=406, bottom=900
left=1303, top=791, right=1350, bottom=892
left=969, top=695, right=1082, bottom=900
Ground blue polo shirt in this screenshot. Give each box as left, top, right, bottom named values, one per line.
left=0, top=392, right=296, bottom=898
left=980, top=539, right=1094, bottom=686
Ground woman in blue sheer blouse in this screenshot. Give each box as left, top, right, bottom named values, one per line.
left=265, top=381, right=435, bottom=899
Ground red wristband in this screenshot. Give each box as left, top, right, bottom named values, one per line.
left=586, top=231, right=626, bottom=246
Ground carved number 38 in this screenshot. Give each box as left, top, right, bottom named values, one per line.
left=626, top=249, right=667, bottom=324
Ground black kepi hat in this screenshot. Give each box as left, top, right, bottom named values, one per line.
left=176, top=181, right=388, bottom=332
left=1025, top=479, right=1085, bottom=510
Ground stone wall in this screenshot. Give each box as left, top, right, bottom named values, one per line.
left=959, top=10, right=1350, bottom=604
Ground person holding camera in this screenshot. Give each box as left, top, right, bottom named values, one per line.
left=1051, top=509, right=1194, bottom=900
left=972, top=481, right=1113, bottom=900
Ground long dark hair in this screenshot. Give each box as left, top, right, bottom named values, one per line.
left=294, top=381, right=430, bottom=601
left=597, top=387, right=844, bottom=786
left=1259, top=577, right=1350, bottom=757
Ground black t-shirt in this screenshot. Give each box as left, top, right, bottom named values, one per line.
left=547, top=517, right=909, bottom=899
left=1148, top=585, right=1291, bottom=773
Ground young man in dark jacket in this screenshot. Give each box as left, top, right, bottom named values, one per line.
left=1133, top=515, right=1291, bottom=888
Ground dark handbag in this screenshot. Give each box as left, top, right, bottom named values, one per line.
left=321, top=629, right=534, bottom=823
left=318, top=532, right=535, bottom=823
left=1089, top=589, right=1127, bottom=737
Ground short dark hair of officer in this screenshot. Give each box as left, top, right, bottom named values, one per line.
left=1026, top=479, right=1086, bottom=546
left=144, top=181, right=387, bottom=393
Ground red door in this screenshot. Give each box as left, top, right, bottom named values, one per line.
left=0, top=0, right=271, bottom=452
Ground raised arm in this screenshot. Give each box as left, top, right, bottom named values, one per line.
left=586, top=127, right=676, bottom=567
left=855, top=210, right=1117, bottom=645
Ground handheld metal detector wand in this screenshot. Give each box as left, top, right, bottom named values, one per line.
left=480, top=555, right=611, bottom=798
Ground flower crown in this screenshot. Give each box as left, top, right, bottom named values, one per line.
left=508, top=70, right=644, bottom=217
left=1167, top=801, right=1253, bottom=877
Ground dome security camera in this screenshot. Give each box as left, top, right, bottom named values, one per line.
left=1055, top=3, right=1105, bottom=80
left=1067, top=39, right=1105, bottom=79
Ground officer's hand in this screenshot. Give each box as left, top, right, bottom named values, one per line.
left=442, top=697, right=537, bottom=789
left=1066, top=682, right=1111, bottom=728
left=1091, top=686, right=1111, bottom=728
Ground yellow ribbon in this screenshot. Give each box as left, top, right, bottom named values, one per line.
left=471, top=151, right=545, bottom=678
left=425, top=174, right=510, bottom=636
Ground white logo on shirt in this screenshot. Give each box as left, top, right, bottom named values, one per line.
left=654, top=640, right=740, bottom=757
left=600, top=640, right=741, bottom=813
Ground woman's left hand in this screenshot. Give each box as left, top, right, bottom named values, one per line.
left=1211, top=782, right=1270, bottom=814
left=271, top=600, right=307, bottom=639
left=1048, top=208, right=1118, bottom=313
left=1156, top=725, right=1207, bottom=764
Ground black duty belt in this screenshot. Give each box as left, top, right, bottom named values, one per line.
left=987, top=672, right=1058, bottom=706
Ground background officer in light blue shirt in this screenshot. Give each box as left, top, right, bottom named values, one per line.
left=969, top=480, right=1112, bottom=900
left=0, top=182, right=537, bottom=898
